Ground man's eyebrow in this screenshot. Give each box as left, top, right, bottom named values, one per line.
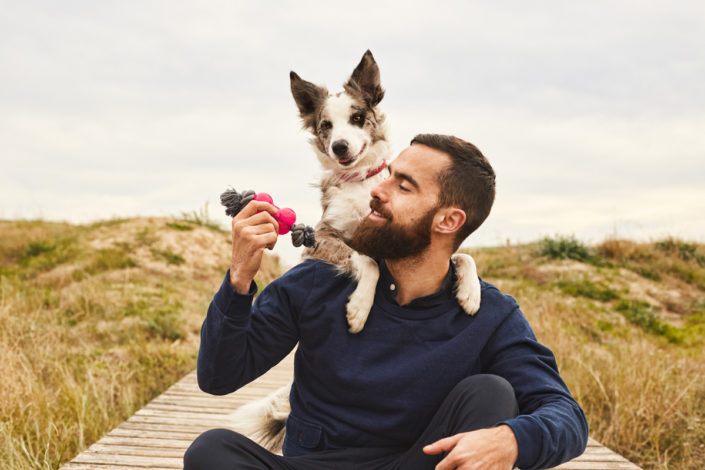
left=388, top=164, right=420, bottom=190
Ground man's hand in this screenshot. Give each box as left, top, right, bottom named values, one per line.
left=229, top=200, right=279, bottom=293
left=423, top=425, right=518, bottom=470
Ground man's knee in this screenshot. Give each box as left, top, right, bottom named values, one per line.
left=184, top=428, right=249, bottom=470
left=456, top=374, right=516, bottom=404
left=448, top=374, right=519, bottom=427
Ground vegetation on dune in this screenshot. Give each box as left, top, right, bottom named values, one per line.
left=0, top=217, right=281, bottom=470
left=1, top=221, right=703, bottom=470
left=473, top=236, right=705, bottom=469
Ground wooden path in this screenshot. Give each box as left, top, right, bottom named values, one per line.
left=61, top=354, right=641, bottom=469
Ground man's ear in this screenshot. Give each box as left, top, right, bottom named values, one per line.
left=433, top=207, right=467, bottom=236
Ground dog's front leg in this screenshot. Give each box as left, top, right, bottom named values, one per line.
left=346, top=253, right=380, bottom=333
left=452, top=253, right=482, bottom=315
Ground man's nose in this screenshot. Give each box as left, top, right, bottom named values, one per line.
left=370, top=179, right=388, bottom=202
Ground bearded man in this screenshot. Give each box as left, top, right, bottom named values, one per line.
left=184, top=134, right=588, bottom=470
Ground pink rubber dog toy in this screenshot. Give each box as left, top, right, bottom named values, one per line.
left=253, top=193, right=297, bottom=235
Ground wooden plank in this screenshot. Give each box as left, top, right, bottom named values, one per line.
left=554, top=462, right=641, bottom=470
left=71, top=452, right=182, bottom=468
left=61, top=351, right=642, bottom=470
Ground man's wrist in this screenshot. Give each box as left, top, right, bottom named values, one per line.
left=229, top=269, right=253, bottom=294
left=497, top=424, right=519, bottom=465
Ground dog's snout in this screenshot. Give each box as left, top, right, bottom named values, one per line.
left=332, top=140, right=349, bottom=157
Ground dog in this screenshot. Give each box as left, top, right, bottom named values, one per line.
left=227, top=50, right=482, bottom=453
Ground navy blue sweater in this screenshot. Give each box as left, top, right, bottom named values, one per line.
left=197, top=260, right=588, bottom=469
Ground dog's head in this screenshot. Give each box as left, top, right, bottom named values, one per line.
left=290, top=50, right=388, bottom=172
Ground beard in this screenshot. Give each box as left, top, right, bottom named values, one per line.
left=349, top=199, right=435, bottom=260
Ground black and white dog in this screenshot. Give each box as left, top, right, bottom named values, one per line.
left=228, top=50, right=482, bottom=452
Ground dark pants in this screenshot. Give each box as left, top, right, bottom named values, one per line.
left=184, top=374, right=519, bottom=470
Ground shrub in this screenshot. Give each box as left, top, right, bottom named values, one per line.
left=656, top=238, right=705, bottom=266
left=537, top=236, right=604, bottom=265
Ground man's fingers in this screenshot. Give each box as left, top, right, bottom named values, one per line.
left=435, top=452, right=468, bottom=470
left=233, top=210, right=280, bottom=235
left=242, top=223, right=278, bottom=237
left=238, top=227, right=278, bottom=250
left=263, top=232, right=277, bottom=250
left=235, top=200, right=279, bottom=220
left=423, top=434, right=462, bottom=455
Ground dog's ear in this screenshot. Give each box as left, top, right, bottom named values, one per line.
left=347, top=50, right=385, bottom=106
left=290, top=71, right=327, bottom=126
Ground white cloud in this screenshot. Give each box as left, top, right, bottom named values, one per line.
left=1, top=1, right=704, bottom=267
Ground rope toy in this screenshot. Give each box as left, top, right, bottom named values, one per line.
left=220, top=188, right=316, bottom=248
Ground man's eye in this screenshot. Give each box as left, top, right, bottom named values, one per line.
left=399, top=184, right=410, bottom=192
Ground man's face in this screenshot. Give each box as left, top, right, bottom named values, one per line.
left=350, top=144, right=451, bottom=259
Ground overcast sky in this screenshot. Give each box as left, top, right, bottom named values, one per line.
left=2, top=1, right=704, bottom=266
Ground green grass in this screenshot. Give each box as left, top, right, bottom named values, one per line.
left=614, top=299, right=702, bottom=345
left=86, top=248, right=138, bottom=273
left=152, top=249, right=186, bottom=265
left=166, top=221, right=195, bottom=231
left=15, top=235, right=80, bottom=275
left=554, top=280, right=621, bottom=302
left=179, top=202, right=225, bottom=232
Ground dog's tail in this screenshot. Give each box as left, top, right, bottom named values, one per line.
left=228, top=383, right=291, bottom=453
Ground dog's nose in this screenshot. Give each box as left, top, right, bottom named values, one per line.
left=332, top=140, right=349, bottom=157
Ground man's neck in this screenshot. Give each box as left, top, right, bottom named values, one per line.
left=385, top=249, right=451, bottom=306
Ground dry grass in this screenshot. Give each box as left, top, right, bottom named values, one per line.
left=0, top=218, right=282, bottom=470
left=3, top=219, right=703, bottom=470
left=470, top=237, right=705, bottom=470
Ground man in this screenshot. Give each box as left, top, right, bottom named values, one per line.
left=184, top=134, right=588, bottom=469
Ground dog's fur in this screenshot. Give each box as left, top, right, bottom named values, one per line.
left=229, top=50, right=482, bottom=453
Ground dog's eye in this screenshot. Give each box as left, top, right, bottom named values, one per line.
left=351, top=113, right=364, bottom=125
left=320, top=120, right=332, bottom=131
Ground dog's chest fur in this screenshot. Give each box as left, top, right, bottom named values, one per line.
left=320, top=173, right=385, bottom=239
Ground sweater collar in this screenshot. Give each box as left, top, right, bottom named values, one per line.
left=378, top=259, right=456, bottom=310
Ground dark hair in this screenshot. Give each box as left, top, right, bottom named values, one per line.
left=410, top=134, right=496, bottom=250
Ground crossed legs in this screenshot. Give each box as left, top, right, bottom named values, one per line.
left=184, top=374, right=519, bottom=470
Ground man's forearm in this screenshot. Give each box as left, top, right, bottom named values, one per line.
left=197, top=273, right=257, bottom=395
left=197, top=270, right=300, bottom=396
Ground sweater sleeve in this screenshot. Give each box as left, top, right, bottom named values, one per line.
left=482, top=306, right=589, bottom=470
left=196, top=263, right=313, bottom=395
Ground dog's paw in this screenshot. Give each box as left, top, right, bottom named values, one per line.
left=346, top=292, right=373, bottom=333
left=452, top=253, right=481, bottom=315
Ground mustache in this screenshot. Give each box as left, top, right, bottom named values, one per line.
left=369, top=198, right=393, bottom=220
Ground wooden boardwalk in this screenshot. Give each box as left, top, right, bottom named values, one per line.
left=61, top=354, right=641, bottom=469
